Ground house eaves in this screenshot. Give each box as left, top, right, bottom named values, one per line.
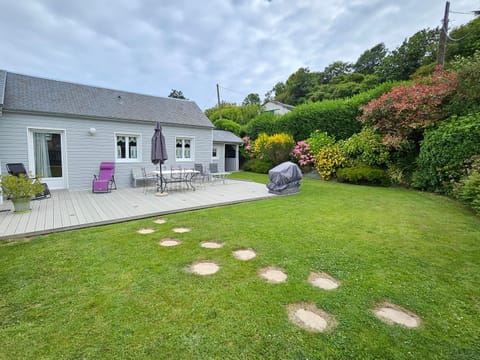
left=0, top=70, right=6, bottom=116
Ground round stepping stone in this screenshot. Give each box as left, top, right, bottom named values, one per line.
left=173, top=227, right=191, bottom=233
left=374, top=302, right=421, bottom=328
left=259, top=267, right=287, bottom=283
left=159, top=238, right=181, bottom=247
left=137, top=228, right=155, bottom=234
left=232, top=249, right=256, bottom=261
left=189, top=261, right=220, bottom=276
left=286, top=303, right=336, bottom=333
left=153, top=218, right=167, bottom=224
left=201, top=241, right=225, bottom=249
left=308, top=272, right=340, bottom=290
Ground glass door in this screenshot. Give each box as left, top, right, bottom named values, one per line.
left=29, top=129, right=66, bottom=189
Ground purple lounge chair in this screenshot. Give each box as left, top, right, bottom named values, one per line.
left=92, top=162, right=117, bottom=193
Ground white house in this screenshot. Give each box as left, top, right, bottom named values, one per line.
left=263, top=100, right=294, bottom=115
left=0, top=70, right=240, bottom=190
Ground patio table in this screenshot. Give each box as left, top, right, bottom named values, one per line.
left=152, top=169, right=199, bottom=192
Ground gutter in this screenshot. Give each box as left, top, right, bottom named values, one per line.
left=0, top=70, right=6, bottom=117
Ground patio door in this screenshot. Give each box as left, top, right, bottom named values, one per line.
left=28, top=128, right=67, bottom=189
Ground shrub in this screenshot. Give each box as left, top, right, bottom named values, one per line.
left=214, top=119, right=242, bottom=135
left=359, top=67, right=457, bottom=148
left=336, top=164, right=391, bottom=186
left=243, top=112, right=278, bottom=139
left=341, top=127, right=390, bottom=167
left=253, top=133, right=295, bottom=166
left=306, top=130, right=336, bottom=155
left=412, top=113, right=480, bottom=193
left=241, top=159, right=273, bottom=174
left=314, top=145, right=347, bottom=180
left=291, top=140, right=315, bottom=172
left=455, top=171, right=480, bottom=214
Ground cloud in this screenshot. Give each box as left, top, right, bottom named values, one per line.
left=0, top=0, right=477, bottom=108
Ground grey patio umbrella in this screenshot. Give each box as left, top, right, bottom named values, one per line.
left=151, top=122, right=168, bottom=191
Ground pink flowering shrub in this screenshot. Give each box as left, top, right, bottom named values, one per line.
left=240, top=136, right=255, bottom=159
left=291, top=140, right=315, bottom=171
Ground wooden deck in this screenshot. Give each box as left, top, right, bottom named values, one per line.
left=0, top=180, right=275, bottom=240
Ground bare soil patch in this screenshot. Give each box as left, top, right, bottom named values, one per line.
left=259, top=267, right=287, bottom=283
left=153, top=218, right=167, bottom=224
left=137, top=228, right=155, bottom=235
left=308, top=272, right=340, bottom=290
left=188, top=261, right=220, bottom=276
left=286, top=303, right=337, bottom=332
left=173, top=227, right=191, bottom=233
left=232, top=249, right=256, bottom=261
left=201, top=241, right=225, bottom=249
left=159, top=238, right=181, bottom=247
left=373, top=302, right=421, bottom=328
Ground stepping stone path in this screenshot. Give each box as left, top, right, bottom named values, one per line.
left=137, top=228, right=155, bottom=234
left=232, top=249, right=256, bottom=261
left=173, top=227, right=191, bottom=233
left=374, top=302, right=421, bottom=328
left=259, top=267, right=287, bottom=283
left=286, top=303, right=336, bottom=333
left=153, top=218, right=167, bottom=224
left=159, top=238, right=181, bottom=247
left=188, top=261, right=220, bottom=276
left=308, top=272, right=340, bottom=290
left=201, top=241, right=225, bottom=249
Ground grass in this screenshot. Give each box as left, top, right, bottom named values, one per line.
left=1, top=173, right=479, bottom=359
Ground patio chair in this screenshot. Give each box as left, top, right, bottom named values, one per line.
left=141, top=167, right=157, bottom=194
left=5, top=162, right=51, bottom=199
left=194, top=163, right=209, bottom=185
left=92, top=162, right=117, bottom=193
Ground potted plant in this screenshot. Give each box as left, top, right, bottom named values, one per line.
left=0, top=174, right=44, bottom=212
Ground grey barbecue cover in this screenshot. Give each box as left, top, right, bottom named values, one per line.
left=266, top=161, right=302, bottom=192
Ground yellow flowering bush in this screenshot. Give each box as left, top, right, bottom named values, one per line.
left=314, top=145, right=347, bottom=180
left=253, top=132, right=295, bottom=165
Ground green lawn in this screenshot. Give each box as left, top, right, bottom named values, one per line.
left=1, top=173, right=479, bottom=359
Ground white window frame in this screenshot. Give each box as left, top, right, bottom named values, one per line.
left=212, top=145, right=219, bottom=160
left=115, top=133, right=142, bottom=162
left=175, top=136, right=195, bottom=162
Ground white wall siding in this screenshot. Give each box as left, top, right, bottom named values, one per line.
left=0, top=113, right=213, bottom=190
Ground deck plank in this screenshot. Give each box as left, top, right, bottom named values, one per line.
left=0, top=180, right=275, bottom=240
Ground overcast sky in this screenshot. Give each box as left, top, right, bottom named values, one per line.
left=1, top=0, right=478, bottom=109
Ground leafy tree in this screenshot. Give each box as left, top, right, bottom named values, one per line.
left=242, top=93, right=261, bottom=106
left=168, top=89, right=187, bottom=99
left=322, top=61, right=353, bottom=83
left=275, top=67, right=320, bottom=105
left=204, top=102, right=260, bottom=125
left=376, top=28, right=440, bottom=81
left=446, top=17, right=480, bottom=61
left=213, top=119, right=241, bottom=135
left=354, top=43, right=387, bottom=74
left=359, top=67, right=457, bottom=148
left=265, top=82, right=286, bottom=103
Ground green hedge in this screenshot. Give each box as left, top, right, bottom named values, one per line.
left=241, top=159, right=273, bottom=174
left=336, top=164, right=391, bottom=186
left=412, top=113, right=480, bottom=193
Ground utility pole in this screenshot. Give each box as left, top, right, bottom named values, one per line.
left=216, top=83, right=222, bottom=119
left=437, top=1, right=450, bottom=66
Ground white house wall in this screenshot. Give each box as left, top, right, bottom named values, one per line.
left=0, top=113, right=213, bottom=190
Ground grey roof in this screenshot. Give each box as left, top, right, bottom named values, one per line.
left=264, top=100, right=294, bottom=110
left=213, top=129, right=243, bottom=144
left=1, top=71, right=214, bottom=128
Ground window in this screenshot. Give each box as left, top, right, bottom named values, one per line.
left=175, top=137, right=194, bottom=161
left=212, top=145, right=219, bottom=160
left=116, top=134, right=140, bottom=161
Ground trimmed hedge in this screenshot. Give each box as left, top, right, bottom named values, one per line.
left=336, top=164, right=391, bottom=186
left=412, top=113, right=480, bottom=193
left=241, top=159, right=273, bottom=174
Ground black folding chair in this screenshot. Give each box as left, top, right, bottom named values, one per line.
left=6, top=163, right=51, bottom=199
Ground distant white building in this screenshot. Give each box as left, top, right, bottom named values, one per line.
left=263, top=101, right=294, bottom=115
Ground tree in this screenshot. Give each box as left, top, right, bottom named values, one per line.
left=242, top=93, right=261, bottom=106
left=376, top=28, right=440, bottom=81
left=276, top=67, right=319, bottom=105
left=322, top=61, right=353, bottom=83
left=168, top=89, right=187, bottom=99
left=354, top=43, right=387, bottom=74
left=446, top=17, right=480, bottom=62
